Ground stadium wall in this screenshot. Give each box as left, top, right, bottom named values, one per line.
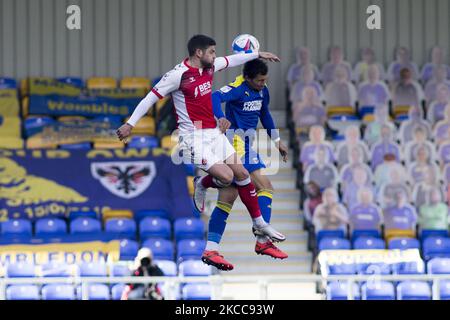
left=0, top=0, right=449, bottom=109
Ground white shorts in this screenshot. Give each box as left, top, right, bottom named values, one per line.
left=177, top=128, right=236, bottom=171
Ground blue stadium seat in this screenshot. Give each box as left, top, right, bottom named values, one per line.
left=42, top=284, right=75, bottom=300
left=420, top=230, right=449, bottom=241
left=139, top=217, right=172, bottom=240
left=35, top=218, right=67, bottom=237
left=427, top=258, right=450, bottom=274
left=388, top=238, right=420, bottom=250
left=70, top=217, right=102, bottom=235
left=41, top=261, right=75, bottom=277
left=68, top=211, right=99, bottom=221
left=179, top=260, right=212, bottom=277
left=128, top=136, right=159, bottom=149
left=142, top=238, right=174, bottom=261
left=77, top=284, right=110, bottom=300
left=174, top=218, right=205, bottom=242
left=351, top=230, right=381, bottom=242
left=328, top=263, right=357, bottom=275
left=60, top=142, right=92, bottom=150
left=134, top=209, right=170, bottom=222
left=353, top=237, right=385, bottom=250
left=6, top=285, right=39, bottom=300
left=57, top=77, right=84, bottom=88
left=422, top=237, right=450, bottom=261
left=361, top=281, right=395, bottom=300
left=119, top=239, right=139, bottom=261
left=24, top=116, right=55, bottom=137
left=105, top=218, right=137, bottom=240
left=111, top=284, right=126, bottom=300
left=79, top=262, right=107, bottom=277
left=1, top=219, right=32, bottom=237
left=181, top=283, right=211, bottom=300
left=0, top=77, right=17, bottom=89
left=358, top=105, right=375, bottom=118
left=319, top=237, right=351, bottom=251
left=177, top=239, right=206, bottom=263
left=397, top=281, right=432, bottom=300
left=155, top=260, right=177, bottom=276
left=326, top=281, right=360, bottom=300
left=392, top=261, right=425, bottom=275
left=6, top=262, right=36, bottom=278
left=358, top=263, right=391, bottom=275
left=316, top=230, right=345, bottom=245
left=111, top=263, right=131, bottom=277
left=440, top=280, right=450, bottom=300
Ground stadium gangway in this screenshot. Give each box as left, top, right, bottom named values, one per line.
left=1, top=274, right=450, bottom=300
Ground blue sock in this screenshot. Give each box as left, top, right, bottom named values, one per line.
left=206, top=201, right=232, bottom=247
left=257, top=190, right=273, bottom=223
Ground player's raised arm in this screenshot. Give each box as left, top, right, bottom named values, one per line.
left=214, top=52, right=280, bottom=72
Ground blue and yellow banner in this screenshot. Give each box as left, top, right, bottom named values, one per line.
left=28, top=78, right=148, bottom=117
left=0, top=149, right=192, bottom=221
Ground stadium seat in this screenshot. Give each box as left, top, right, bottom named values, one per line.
left=327, top=263, right=357, bottom=275
left=422, top=237, right=450, bottom=261
left=161, top=135, right=177, bottom=150
left=439, top=280, right=450, bottom=300
left=397, top=281, right=432, bottom=300
left=174, top=218, right=205, bottom=242
left=111, top=283, right=126, bottom=300
left=102, top=209, right=134, bottom=223
left=179, top=260, right=212, bottom=277
left=119, top=239, right=139, bottom=261
left=125, top=116, right=155, bottom=135
left=6, top=262, right=36, bottom=278
left=70, top=217, right=102, bottom=235
left=177, top=239, right=206, bottom=263
left=128, top=135, right=159, bottom=149
left=361, top=281, right=395, bottom=300
left=41, top=261, right=76, bottom=277
left=0, top=77, right=17, bottom=89
left=6, top=285, right=39, bottom=300
left=59, top=142, right=92, bottom=150
left=358, top=263, right=391, bottom=275
left=420, top=230, right=449, bottom=241
left=87, top=77, right=117, bottom=89
left=393, top=105, right=412, bottom=117
left=68, top=211, right=99, bottom=221
left=316, top=230, right=345, bottom=245
left=351, top=230, right=381, bottom=242
left=57, top=77, right=84, bottom=88
left=384, top=229, right=416, bottom=243
left=388, top=238, right=420, bottom=250
left=142, top=238, right=174, bottom=261
left=427, top=258, right=450, bottom=274
left=353, top=237, right=385, bottom=250
left=326, top=106, right=355, bottom=117
left=104, top=218, right=137, bottom=240
left=77, top=284, right=110, bottom=300
left=358, top=105, right=375, bottom=118
left=41, top=284, right=76, bottom=300
left=93, top=140, right=125, bottom=149
left=120, top=77, right=150, bottom=90
left=111, top=263, right=131, bottom=277
left=24, top=116, right=55, bottom=137
left=58, top=116, right=86, bottom=122
left=392, top=261, right=425, bottom=275
left=1, top=219, right=32, bottom=237
left=318, top=237, right=351, bottom=251
left=92, top=115, right=123, bottom=126
left=155, top=260, right=177, bottom=276
left=35, top=218, right=67, bottom=237
left=181, top=283, right=211, bottom=300
left=79, top=262, right=107, bottom=277
left=134, top=209, right=170, bottom=222
left=326, top=281, right=361, bottom=300
left=139, top=217, right=172, bottom=240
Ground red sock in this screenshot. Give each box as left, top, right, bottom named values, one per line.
left=237, top=182, right=262, bottom=219
left=200, top=175, right=222, bottom=189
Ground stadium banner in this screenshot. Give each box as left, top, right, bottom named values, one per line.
left=317, top=249, right=423, bottom=276
left=27, top=119, right=118, bottom=147
left=0, top=149, right=192, bottom=221
left=27, top=78, right=147, bottom=117
left=0, top=240, right=120, bottom=269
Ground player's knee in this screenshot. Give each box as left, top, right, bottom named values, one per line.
left=216, top=170, right=234, bottom=186
left=233, top=167, right=250, bottom=181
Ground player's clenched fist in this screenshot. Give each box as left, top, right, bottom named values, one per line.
left=116, top=123, right=133, bottom=142
left=218, top=117, right=231, bottom=133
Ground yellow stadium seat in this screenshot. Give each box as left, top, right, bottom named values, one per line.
left=26, top=136, right=57, bottom=149
left=0, top=137, right=24, bottom=149
left=22, top=97, right=29, bottom=117
left=125, top=116, right=155, bottom=135
left=93, top=140, right=125, bottom=149
left=20, top=78, right=29, bottom=96
left=58, top=116, right=87, bottom=122
left=326, top=106, right=356, bottom=117
left=161, top=135, right=178, bottom=150
left=120, top=77, right=151, bottom=90
left=393, top=105, right=412, bottom=117
left=87, top=77, right=117, bottom=90
left=295, top=127, right=309, bottom=135
left=187, top=176, right=194, bottom=196
left=384, top=229, right=416, bottom=244
left=102, top=209, right=134, bottom=223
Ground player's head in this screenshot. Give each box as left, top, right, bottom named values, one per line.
left=243, top=59, right=268, bottom=91
left=187, top=34, right=217, bottom=68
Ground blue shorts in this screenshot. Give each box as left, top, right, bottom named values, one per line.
left=231, top=135, right=266, bottom=174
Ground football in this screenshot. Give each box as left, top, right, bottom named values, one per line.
left=231, top=34, right=260, bottom=53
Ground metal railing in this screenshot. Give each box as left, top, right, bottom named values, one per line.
left=1, top=273, right=449, bottom=300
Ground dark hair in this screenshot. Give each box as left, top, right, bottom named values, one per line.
left=243, top=59, right=268, bottom=79
left=187, top=35, right=216, bottom=56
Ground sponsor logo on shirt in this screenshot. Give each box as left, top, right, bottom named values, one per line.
left=195, top=81, right=212, bottom=98
left=242, top=100, right=262, bottom=111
